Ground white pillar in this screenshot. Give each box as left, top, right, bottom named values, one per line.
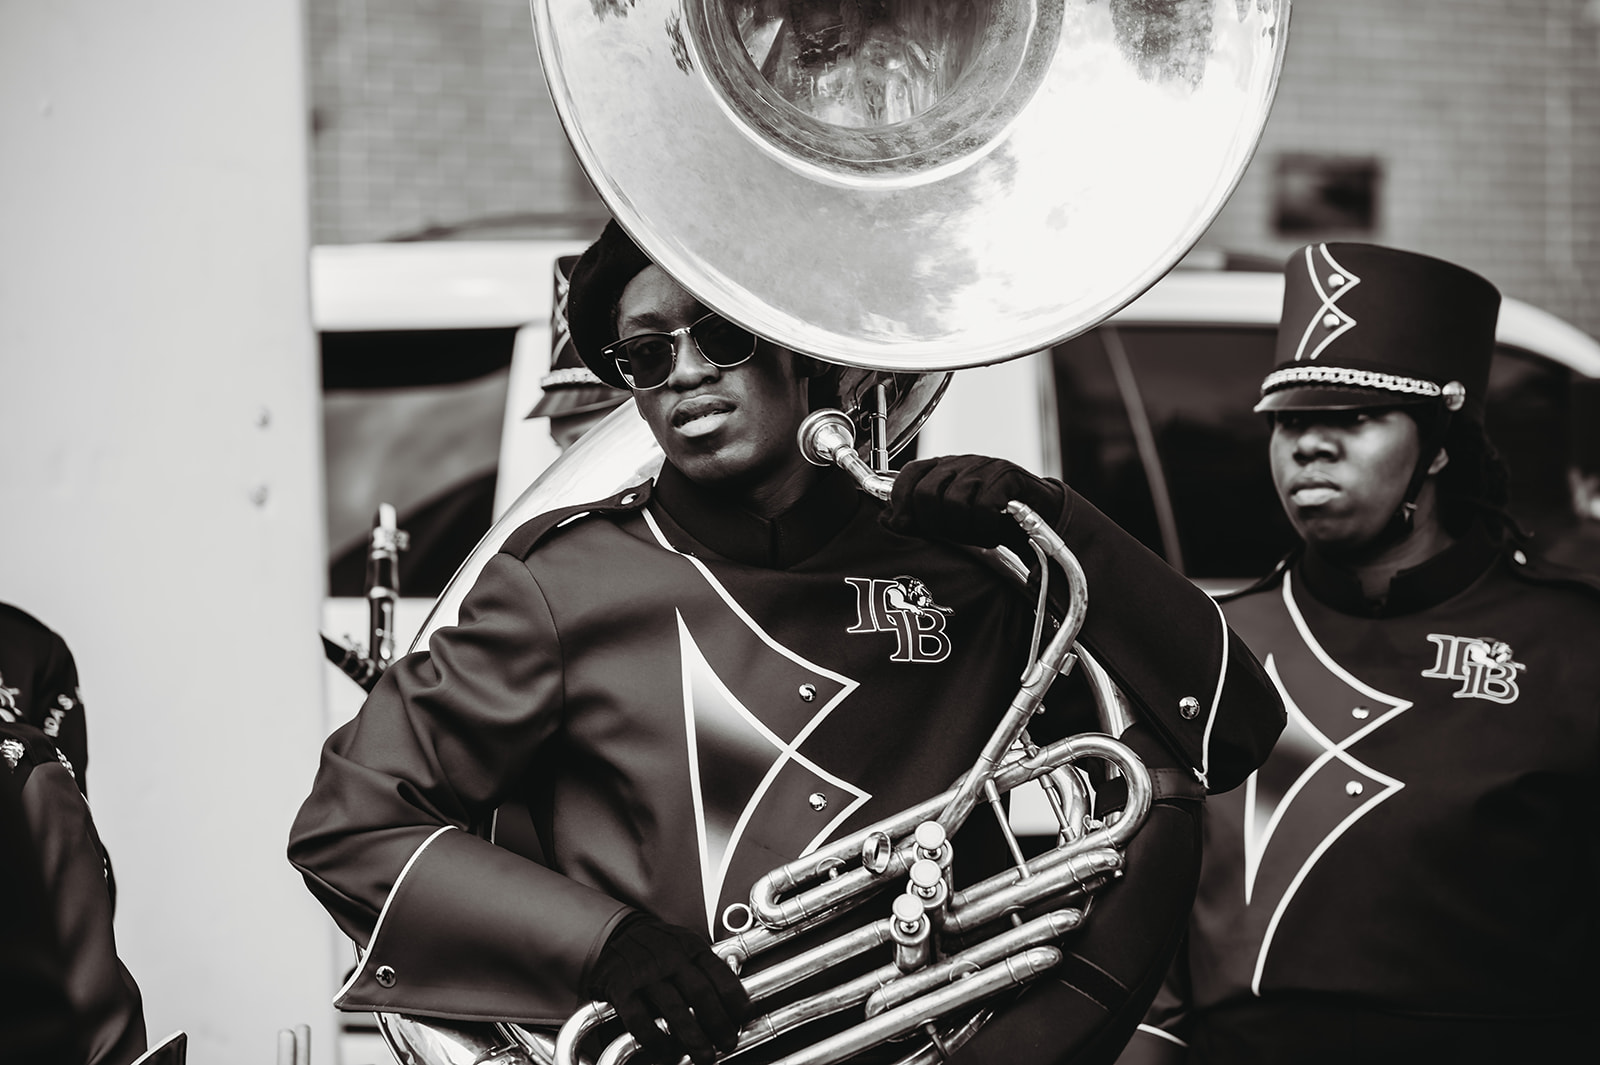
left=0, top=2, right=335, bottom=1059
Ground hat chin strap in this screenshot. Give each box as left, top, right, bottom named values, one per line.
left=1373, top=405, right=1452, bottom=550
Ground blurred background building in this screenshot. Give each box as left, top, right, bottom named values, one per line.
left=306, top=0, right=1600, bottom=338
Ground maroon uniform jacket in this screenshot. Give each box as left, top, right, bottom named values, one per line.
left=1, top=719, right=147, bottom=1065
left=289, top=465, right=1283, bottom=1031
left=1127, top=527, right=1600, bottom=1063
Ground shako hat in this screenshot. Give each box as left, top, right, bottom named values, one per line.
left=1255, top=242, right=1501, bottom=422
left=565, top=220, right=654, bottom=390
left=528, top=252, right=632, bottom=419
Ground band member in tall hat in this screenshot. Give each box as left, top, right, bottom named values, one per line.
left=289, top=221, right=1285, bottom=1065
left=529, top=253, right=632, bottom=453
left=1121, top=243, right=1600, bottom=1064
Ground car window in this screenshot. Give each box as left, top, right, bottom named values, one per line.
left=1049, top=330, right=1162, bottom=560
left=322, top=327, right=516, bottom=597
left=1051, top=324, right=1294, bottom=579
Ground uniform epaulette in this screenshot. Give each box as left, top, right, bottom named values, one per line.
left=498, top=481, right=655, bottom=562
left=1212, top=552, right=1296, bottom=604
left=1502, top=544, right=1600, bottom=601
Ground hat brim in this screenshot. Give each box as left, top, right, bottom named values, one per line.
left=1254, top=384, right=1439, bottom=414
left=527, top=386, right=631, bottom=420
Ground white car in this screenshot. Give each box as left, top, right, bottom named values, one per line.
left=316, top=239, right=1600, bottom=629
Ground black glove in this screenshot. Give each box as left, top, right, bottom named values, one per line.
left=881, top=456, right=1066, bottom=549
left=584, top=912, right=750, bottom=1065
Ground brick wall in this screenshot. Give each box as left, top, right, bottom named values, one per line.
left=1203, top=0, right=1600, bottom=336
left=306, top=0, right=1600, bottom=335
left=307, top=0, right=605, bottom=244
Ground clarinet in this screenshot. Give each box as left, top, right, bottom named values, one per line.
left=323, top=503, right=409, bottom=693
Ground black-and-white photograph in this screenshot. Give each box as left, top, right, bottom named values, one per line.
left=4, top=3, right=1597, bottom=1064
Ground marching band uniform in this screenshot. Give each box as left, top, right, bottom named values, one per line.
left=1138, top=531, right=1600, bottom=1060
left=1124, top=244, right=1599, bottom=1063
left=2, top=707, right=147, bottom=1065
left=290, top=223, right=1286, bottom=1062
left=289, top=465, right=1279, bottom=1021
left=0, top=749, right=83, bottom=1065
left=0, top=608, right=181, bottom=1064
left=1, top=604, right=147, bottom=1065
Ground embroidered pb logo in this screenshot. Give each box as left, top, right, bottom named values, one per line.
left=845, top=577, right=953, bottom=663
left=1421, top=634, right=1524, bottom=704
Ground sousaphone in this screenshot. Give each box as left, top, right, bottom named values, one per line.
left=537, top=0, right=1288, bottom=371
left=376, top=1, right=1289, bottom=1062
left=420, top=0, right=1289, bottom=640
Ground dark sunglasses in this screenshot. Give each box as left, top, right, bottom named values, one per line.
left=603, top=312, right=758, bottom=390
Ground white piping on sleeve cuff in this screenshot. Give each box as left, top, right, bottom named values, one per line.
left=334, top=825, right=456, bottom=1002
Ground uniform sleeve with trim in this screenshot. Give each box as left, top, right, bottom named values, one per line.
left=288, top=552, right=630, bottom=1023
left=5, top=723, right=147, bottom=1065
left=1050, top=487, right=1284, bottom=793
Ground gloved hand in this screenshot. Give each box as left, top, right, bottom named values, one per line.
left=584, top=911, right=750, bottom=1065
left=881, top=455, right=1066, bottom=549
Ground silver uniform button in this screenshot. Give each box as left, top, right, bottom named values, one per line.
left=1322, top=312, right=1341, bottom=328
left=1328, top=274, right=1345, bottom=287
left=798, top=684, right=817, bottom=702
left=808, top=792, right=828, bottom=811
left=1178, top=696, right=1201, bottom=720
left=1345, top=781, right=1364, bottom=797
left=1513, top=549, right=1528, bottom=565
left=1351, top=706, right=1370, bottom=720
left=375, top=965, right=397, bottom=988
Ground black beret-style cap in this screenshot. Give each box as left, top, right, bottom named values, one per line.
left=528, top=253, right=630, bottom=419
left=1256, top=243, right=1501, bottom=421
left=566, top=220, right=654, bottom=389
